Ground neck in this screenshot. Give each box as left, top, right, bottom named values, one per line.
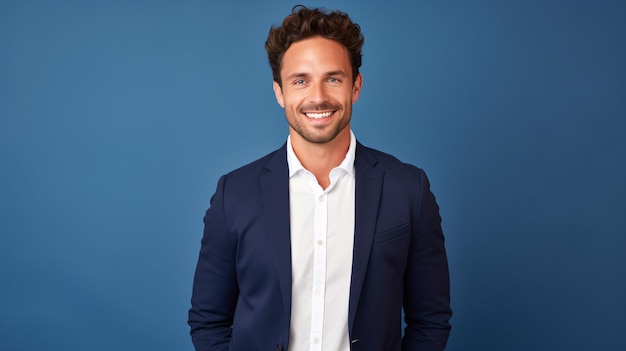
left=290, top=129, right=350, bottom=189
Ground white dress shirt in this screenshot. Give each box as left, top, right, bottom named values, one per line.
left=287, top=131, right=356, bottom=351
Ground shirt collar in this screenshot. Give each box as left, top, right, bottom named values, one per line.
left=287, top=130, right=356, bottom=178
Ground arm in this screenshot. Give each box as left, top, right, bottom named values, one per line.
left=402, top=169, right=452, bottom=351
left=189, top=175, right=239, bottom=351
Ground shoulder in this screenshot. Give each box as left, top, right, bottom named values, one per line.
left=356, top=142, right=425, bottom=177
left=208, top=144, right=287, bottom=210
left=222, top=144, right=286, bottom=180
left=212, top=144, right=287, bottom=198
left=355, top=142, right=432, bottom=201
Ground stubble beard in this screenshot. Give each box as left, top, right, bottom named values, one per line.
left=289, top=105, right=352, bottom=144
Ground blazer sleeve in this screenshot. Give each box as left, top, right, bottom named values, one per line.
left=402, top=169, right=452, bottom=351
left=188, top=175, right=238, bottom=351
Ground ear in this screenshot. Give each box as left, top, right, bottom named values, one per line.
left=352, top=73, right=363, bottom=103
left=273, top=81, right=285, bottom=108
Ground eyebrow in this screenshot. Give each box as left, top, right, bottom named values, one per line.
left=285, top=72, right=310, bottom=80
left=285, top=70, right=349, bottom=81
left=325, top=70, right=348, bottom=77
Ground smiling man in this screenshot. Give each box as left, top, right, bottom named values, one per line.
left=189, top=6, right=452, bottom=351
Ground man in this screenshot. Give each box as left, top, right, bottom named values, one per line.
left=189, top=6, right=452, bottom=351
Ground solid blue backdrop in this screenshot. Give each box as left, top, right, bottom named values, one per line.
left=1, top=0, right=624, bottom=350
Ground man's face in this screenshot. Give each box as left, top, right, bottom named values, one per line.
left=273, top=36, right=362, bottom=145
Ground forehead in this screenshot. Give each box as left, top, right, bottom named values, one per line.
left=280, top=37, right=351, bottom=76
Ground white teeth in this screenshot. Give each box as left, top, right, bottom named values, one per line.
left=305, top=112, right=333, bottom=119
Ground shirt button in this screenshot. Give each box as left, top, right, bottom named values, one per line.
left=317, top=240, right=324, bottom=246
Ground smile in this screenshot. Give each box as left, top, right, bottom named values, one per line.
left=304, top=111, right=334, bottom=119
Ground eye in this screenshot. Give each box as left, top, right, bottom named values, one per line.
left=327, top=77, right=341, bottom=83
left=294, top=79, right=307, bottom=85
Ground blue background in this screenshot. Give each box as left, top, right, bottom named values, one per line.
left=1, top=0, right=624, bottom=350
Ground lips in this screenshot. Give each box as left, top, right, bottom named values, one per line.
left=300, top=102, right=340, bottom=120
left=304, top=111, right=334, bottom=119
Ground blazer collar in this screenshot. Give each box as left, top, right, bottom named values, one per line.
left=260, top=144, right=292, bottom=326
left=349, top=142, right=384, bottom=331
left=259, top=142, right=385, bottom=334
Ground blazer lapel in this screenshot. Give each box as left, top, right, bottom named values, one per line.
left=349, top=143, right=384, bottom=331
left=258, top=143, right=384, bottom=333
left=260, top=145, right=293, bottom=325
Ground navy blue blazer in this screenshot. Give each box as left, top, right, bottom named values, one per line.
left=189, top=142, right=452, bottom=351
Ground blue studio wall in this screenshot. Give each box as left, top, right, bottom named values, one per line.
left=1, top=0, right=624, bottom=350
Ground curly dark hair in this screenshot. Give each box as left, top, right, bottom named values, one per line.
left=265, top=5, right=364, bottom=86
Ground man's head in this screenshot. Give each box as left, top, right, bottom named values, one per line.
left=265, top=6, right=364, bottom=87
left=265, top=6, right=364, bottom=146
left=265, top=7, right=363, bottom=149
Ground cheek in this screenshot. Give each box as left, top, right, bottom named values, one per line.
left=283, top=95, right=302, bottom=110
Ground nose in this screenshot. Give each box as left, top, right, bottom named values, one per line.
left=308, top=81, right=328, bottom=103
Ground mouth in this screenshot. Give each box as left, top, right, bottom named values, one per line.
left=304, top=111, right=335, bottom=119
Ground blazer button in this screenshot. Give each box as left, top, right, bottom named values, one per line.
left=277, top=344, right=284, bottom=351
